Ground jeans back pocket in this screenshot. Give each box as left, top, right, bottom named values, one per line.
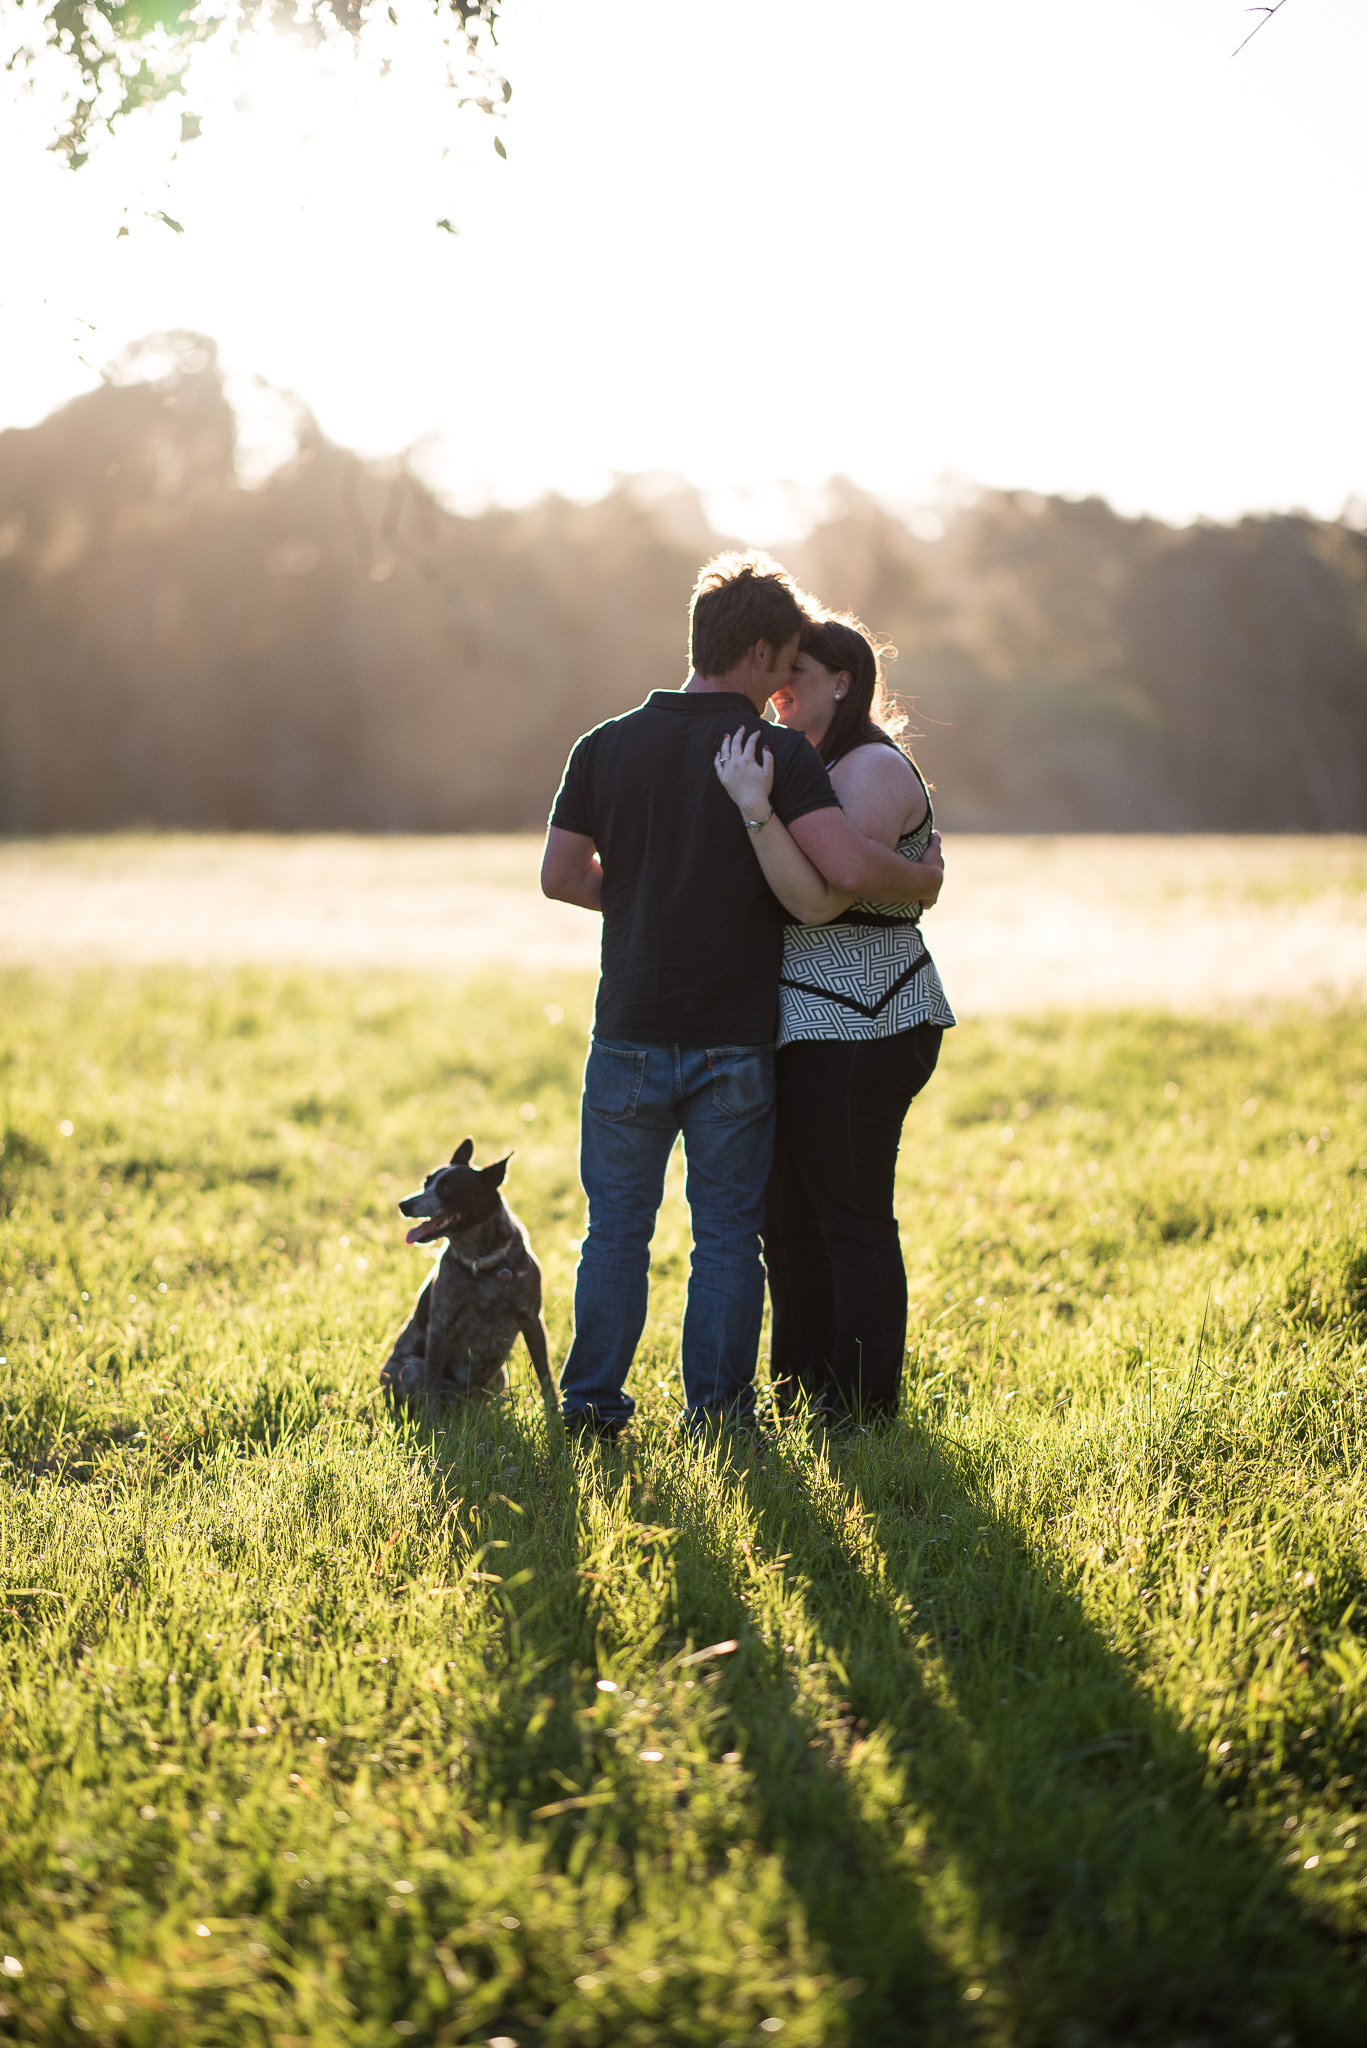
left=706, top=1045, right=775, bottom=1121
left=585, top=1039, right=648, bottom=1121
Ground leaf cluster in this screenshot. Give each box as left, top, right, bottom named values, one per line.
left=7, top=0, right=508, bottom=168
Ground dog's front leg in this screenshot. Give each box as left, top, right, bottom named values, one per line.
left=380, top=1274, right=433, bottom=1411
left=516, top=1307, right=556, bottom=1402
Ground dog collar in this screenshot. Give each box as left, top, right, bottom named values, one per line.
left=449, top=1233, right=519, bottom=1276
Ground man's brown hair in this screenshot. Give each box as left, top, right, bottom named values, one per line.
left=688, top=551, right=811, bottom=679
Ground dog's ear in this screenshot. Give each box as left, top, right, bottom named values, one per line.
left=450, top=1137, right=475, bottom=1166
left=482, top=1152, right=512, bottom=1188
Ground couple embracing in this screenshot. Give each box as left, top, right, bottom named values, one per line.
left=541, top=552, right=954, bottom=1440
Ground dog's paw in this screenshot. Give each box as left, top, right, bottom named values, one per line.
left=380, top=1355, right=429, bottom=1408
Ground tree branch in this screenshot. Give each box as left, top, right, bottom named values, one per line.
left=1232, top=0, right=1292, bottom=59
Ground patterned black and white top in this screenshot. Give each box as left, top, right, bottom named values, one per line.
left=777, top=755, right=957, bottom=1047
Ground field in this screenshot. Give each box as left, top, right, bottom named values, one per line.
left=3, top=834, right=1367, bottom=1013
left=1, top=961, right=1366, bottom=2046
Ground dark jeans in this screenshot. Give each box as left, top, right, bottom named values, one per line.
left=765, top=1024, right=943, bottom=1421
left=560, top=1038, right=776, bottom=1430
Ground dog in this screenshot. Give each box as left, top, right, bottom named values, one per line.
left=379, top=1138, right=554, bottom=1411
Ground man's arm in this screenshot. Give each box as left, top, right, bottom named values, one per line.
left=788, top=808, right=943, bottom=906
left=541, top=826, right=603, bottom=914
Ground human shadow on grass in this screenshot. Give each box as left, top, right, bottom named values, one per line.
left=699, top=1422, right=1364, bottom=2048
left=398, top=1395, right=1362, bottom=2045
left=408, top=1396, right=603, bottom=1800
left=646, top=1441, right=966, bottom=2041
left=403, top=1400, right=963, bottom=2037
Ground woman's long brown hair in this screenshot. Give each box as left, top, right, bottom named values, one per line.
left=801, top=613, right=919, bottom=772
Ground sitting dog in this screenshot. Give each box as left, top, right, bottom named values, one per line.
left=379, top=1138, right=553, bottom=1411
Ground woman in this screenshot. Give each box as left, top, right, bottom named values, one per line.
left=714, top=613, right=954, bottom=1423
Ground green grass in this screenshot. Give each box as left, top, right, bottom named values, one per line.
left=1, top=966, right=1365, bottom=2046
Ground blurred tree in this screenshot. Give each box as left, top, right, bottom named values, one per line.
left=1122, top=514, right=1367, bottom=829
left=796, top=480, right=1367, bottom=831
left=2, top=338, right=1364, bottom=834
left=0, top=333, right=704, bottom=831
left=6, top=0, right=509, bottom=167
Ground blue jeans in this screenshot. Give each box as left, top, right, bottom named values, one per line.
left=560, top=1038, right=776, bottom=1429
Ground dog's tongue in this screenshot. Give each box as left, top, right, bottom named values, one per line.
left=405, top=1222, right=428, bottom=1245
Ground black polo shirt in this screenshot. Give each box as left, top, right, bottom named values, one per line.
left=550, top=689, right=839, bottom=1045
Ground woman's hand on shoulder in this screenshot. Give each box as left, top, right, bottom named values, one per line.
left=714, top=727, right=775, bottom=819
left=828, top=744, right=927, bottom=847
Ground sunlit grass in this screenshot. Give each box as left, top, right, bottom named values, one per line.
left=1, top=967, right=1364, bottom=2043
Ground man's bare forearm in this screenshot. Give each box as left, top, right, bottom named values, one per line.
left=540, top=827, right=604, bottom=913
left=853, top=837, right=942, bottom=905
left=549, top=868, right=603, bottom=913
left=789, top=810, right=943, bottom=905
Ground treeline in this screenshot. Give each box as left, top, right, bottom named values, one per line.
left=3, top=333, right=1365, bottom=832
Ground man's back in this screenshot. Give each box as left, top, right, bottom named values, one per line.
left=551, top=688, right=837, bottom=1045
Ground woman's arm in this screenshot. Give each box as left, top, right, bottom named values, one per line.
left=715, top=730, right=943, bottom=921
left=829, top=743, right=928, bottom=845
left=714, top=730, right=857, bottom=924
left=789, top=744, right=939, bottom=906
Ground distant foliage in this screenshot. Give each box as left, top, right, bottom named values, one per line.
left=795, top=483, right=1367, bottom=832
left=2, top=334, right=1365, bottom=833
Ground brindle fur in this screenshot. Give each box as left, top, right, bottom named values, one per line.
left=379, top=1140, right=553, bottom=1413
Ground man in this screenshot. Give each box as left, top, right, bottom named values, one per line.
left=541, top=551, right=942, bottom=1439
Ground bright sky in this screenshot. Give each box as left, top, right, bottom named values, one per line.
left=2, top=0, right=1364, bottom=535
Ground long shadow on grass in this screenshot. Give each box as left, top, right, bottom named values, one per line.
left=649, top=1442, right=964, bottom=2041
left=410, top=1404, right=964, bottom=2033
left=412, top=1397, right=605, bottom=1811
left=401, top=1398, right=1361, bottom=2044
left=708, top=1423, right=1362, bottom=2047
